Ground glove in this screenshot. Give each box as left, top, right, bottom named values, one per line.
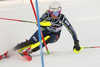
left=73, top=40, right=81, bottom=53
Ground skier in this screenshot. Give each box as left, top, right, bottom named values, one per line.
left=0, top=1, right=81, bottom=60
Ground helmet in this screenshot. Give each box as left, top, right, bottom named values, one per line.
left=49, top=2, right=62, bottom=16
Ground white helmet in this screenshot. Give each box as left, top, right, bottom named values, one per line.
left=49, top=2, right=62, bottom=16
left=49, top=2, right=62, bottom=12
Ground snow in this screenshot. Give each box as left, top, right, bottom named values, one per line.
left=0, top=0, right=100, bottom=67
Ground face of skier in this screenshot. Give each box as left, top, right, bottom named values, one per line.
left=51, top=14, right=58, bottom=19
left=49, top=2, right=62, bottom=19
left=49, top=10, right=60, bottom=19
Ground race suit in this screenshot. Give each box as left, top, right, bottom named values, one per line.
left=29, top=11, right=78, bottom=52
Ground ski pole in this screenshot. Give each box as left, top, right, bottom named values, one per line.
left=0, top=17, right=36, bottom=24
left=30, top=0, right=50, bottom=54
left=81, top=46, right=100, bottom=49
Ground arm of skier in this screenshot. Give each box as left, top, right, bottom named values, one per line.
left=39, top=12, right=51, bottom=27
left=63, top=17, right=81, bottom=53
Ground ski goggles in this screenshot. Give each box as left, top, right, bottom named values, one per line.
left=49, top=10, right=60, bottom=16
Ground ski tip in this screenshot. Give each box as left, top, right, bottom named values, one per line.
left=0, top=55, right=3, bottom=60
left=23, top=55, right=32, bottom=61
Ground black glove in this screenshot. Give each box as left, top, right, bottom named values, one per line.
left=73, top=40, right=81, bottom=53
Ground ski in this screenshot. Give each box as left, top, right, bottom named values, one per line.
left=20, top=53, right=32, bottom=61
left=0, top=51, right=32, bottom=61
left=0, top=51, right=9, bottom=60
left=18, top=47, right=32, bottom=61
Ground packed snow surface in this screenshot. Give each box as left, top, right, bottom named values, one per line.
left=0, top=0, right=100, bottom=67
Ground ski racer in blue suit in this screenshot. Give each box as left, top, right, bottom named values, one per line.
left=14, top=2, right=81, bottom=56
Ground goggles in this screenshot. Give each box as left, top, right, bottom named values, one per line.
left=49, top=10, right=60, bottom=16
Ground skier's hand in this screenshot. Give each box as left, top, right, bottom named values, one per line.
left=73, top=40, right=81, bottom=53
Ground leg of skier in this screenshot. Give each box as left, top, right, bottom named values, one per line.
left=30, top=30, right=61, bottom=52
left=14, top=29, right=51, bottom=54
left=18, top=29, right=61, bottom=54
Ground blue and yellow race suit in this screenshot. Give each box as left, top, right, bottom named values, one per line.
left=29, top=11, right=79, bottom=52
